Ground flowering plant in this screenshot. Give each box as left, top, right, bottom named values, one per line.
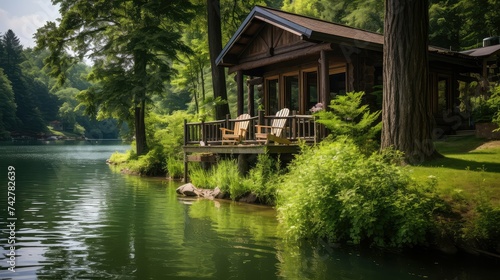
left=309, top=102, right=324, bottom=113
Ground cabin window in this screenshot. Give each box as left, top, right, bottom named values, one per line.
left=438, top=77, right=450, bottom=115
left=285, top=75, right=299, bottom=112
left=267, top=78, right=279, bottom=115
left=305, top=72, right=318, bottom=110
left=329, top=72, right=346, bottom=97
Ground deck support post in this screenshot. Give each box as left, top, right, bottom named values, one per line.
left=320, top=50, right=330, bottom=109
left=247, top=76, right=255, bottom=116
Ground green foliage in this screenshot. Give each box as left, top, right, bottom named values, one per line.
left=0, top=69, right=17, bottom=138
left=126, top=147, right=166, bottom=176
left=471, top=84, right=500, bottom=123
left=189, top=154, right=283, bottom=203
left=188, top=163, right=212, bottom=188
left=315, top=91, right=381, bottom=153
left=277, top=138, right=441, bottom=247
left=242, top=154, right=283, bottom=204
left=189, top=160, right=245, bottom=199
left=471, top=203, right=500, bottom=244
left=166, top=157, right=184, bottom=179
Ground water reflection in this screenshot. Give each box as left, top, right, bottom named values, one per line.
left=0, top=144, right=499, bottom=280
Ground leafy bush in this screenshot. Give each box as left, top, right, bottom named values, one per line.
left=471, top=84, right=500, bottom=124
left=276, top=138, right=441, bottom=247
left=126, top=147, right=166, bottom=176
left=314, top=91, right=381, bottom=153
left=110, top=111, right=197, bottom=176
left=460, top=193, right=500, bottom=249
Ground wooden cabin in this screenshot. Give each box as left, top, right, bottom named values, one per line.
left=182, top=6, right=499, bottom=181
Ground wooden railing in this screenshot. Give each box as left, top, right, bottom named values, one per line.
left=184, top=111, right=324, bottom=145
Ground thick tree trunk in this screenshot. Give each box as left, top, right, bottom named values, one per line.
left=134, top=101, right=147, bottom=156
left=207, top=0, right=230, bottom=120
left=381, top=0, right=440, bottom=164
left=134, top=52, right=148, bottom=156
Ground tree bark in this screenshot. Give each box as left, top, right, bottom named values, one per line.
left=134, top=52, right=148, bottom=156
left=134, top=101, right=147, bottom=156
left=207, top=0, right=230, bottom=120
left=381, top=0, right=440, bottom=163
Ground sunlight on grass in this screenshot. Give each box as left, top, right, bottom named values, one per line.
left=411, top=136, right=500, bottom=206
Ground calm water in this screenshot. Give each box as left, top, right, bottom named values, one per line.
left=0, top=143, right=499, bottom=279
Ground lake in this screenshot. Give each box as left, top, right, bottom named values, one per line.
left=0, top=143, right=499, bottom=279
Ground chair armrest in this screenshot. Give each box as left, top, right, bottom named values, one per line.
left=255, top=125, right=272, bottom=133
left=220, top=128, right=234, bottom=132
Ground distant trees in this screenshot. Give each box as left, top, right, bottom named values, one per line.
left=0, top=69, right=17, bottom=138
left=0, top=30, right=48, bottom=137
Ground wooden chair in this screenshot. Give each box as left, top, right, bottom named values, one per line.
left=220, top=114, right=251, bottom=145
left=255, top=108, right=291, bottom=144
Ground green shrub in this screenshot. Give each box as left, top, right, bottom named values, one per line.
left=166, top=156, right=184, bottom=179
left=471, top=84, right=500, bottom=124
left=314, top=91, right=381, bottom=154
left=277, top=138, right=441, bottom=247
left=126, top=147, right=166, bottom=176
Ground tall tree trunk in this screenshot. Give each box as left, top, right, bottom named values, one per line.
left=134, top=52, right=148, bottom=156
left=381, top=0, right=440, bottom=163
left=207, top=0, right=230, bottom=120
left=134, top=101, right=147, bottom=156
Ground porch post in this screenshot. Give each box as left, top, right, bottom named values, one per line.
left=247, top=76, right=255, bottom=116
left=320, top=50, right=330, bottom=109
left=237, top=70, right=244, bottom=115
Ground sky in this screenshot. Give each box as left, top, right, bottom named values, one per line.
left=0, top=0, right=60, bottom=48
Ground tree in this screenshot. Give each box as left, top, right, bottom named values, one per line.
left=0, top=69, right=17, bottom=138
left=36, top=0, right=195, bottom=156
left=206, top=0, right=230, bottom=120
left=1, top=30, right=46, bottom=135
left=381, top=0, right=440, bottom=163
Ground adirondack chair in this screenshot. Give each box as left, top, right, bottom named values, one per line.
left=255, top=108, right=291, bottom=144
left=220, top=114, right=251, bottom=145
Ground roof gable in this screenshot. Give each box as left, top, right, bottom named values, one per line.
left=216, top=6, right=384, bottom=67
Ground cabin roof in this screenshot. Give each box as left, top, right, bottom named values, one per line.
left=216, top=6, right=384, bottom=67
left=216, top=6, right=491, bottom=69
left=460, top=44, right=500, bottom=57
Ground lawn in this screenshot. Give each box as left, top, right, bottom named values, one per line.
left=410, top=135, right=500, bottom=206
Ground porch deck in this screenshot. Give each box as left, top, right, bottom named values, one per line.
left=182, top=112, right=324, bottom=181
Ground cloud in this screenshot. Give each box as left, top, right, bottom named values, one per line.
left=0, top=1, right=59, bottom=48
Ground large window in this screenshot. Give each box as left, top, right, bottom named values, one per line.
left=285, top=75, right=299, bottom=112
left=267, top=78, right=279, bottom=115
left=329, top=72, right=346, bottom=97
left=305, top=72, right=318, bottom=110
left=438, top=76, right=450, bottom=115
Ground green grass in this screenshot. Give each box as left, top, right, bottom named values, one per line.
left=411, top=136, right=500, bottom=206
left=47, top=126, right=82, bottom=138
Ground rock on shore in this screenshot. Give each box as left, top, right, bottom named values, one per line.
left=176, top=183, right=259, bottom=203
left=176, top=183, right=227, bottom=200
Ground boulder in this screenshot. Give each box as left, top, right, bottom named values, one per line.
left=176, top=183, right=198, bottom=196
